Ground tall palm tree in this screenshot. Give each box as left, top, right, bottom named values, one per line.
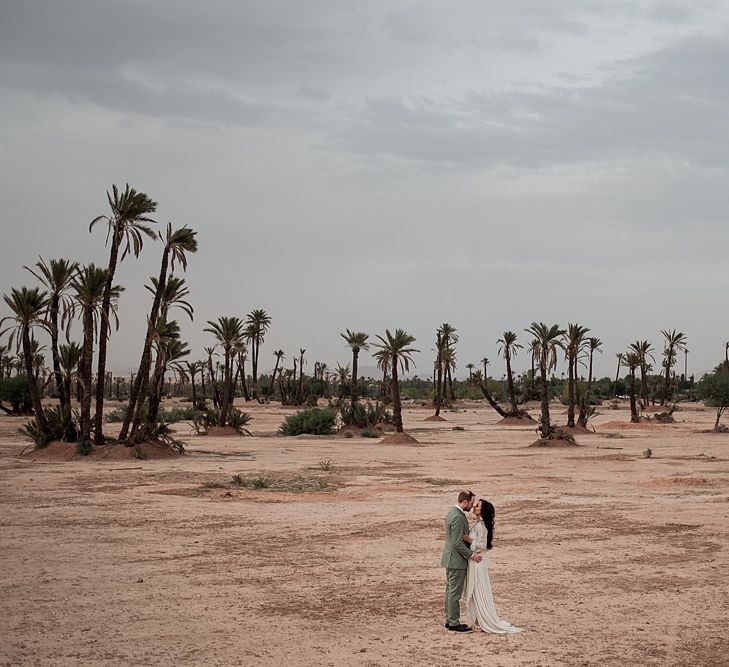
left=24, top=258, right=78, bottom=413
left=614, top=353, right=624, bottom=397
left=624, top=351, right=641, bottom=423
left=438, top=323, right=458, bottom=403
left=120, top=224, right=197, bottom=441
left=245, top=309, right=271, bottom=398
left=297, top=348, right=306, bottom=403
left=563, top=323, right=590, bottom=428
left=466, top=363, right=475, bottom=380
left=90, top=184, right=157, bottom=443
left=628, top=340, right=654, bottom=405
left=497, top=331, right=523, bottom=415
left=373, top=347, right=391, bottom=402
left=145, top=322, right=190, bottom=429
left=69, top=265, right=124, bottom=444
left=59, top=341, right=82, bottom=407
left=481, top=357, right=490, bottom=381
left=340, top=329, right=369, bottom=407
left=184, top=360, right=203, bottom=408
left=266, top=350, right=285, bottom=402
left=204, top=317, right=246, bottom=426
left=1, top=287, right=50, bottom=433
left=525, top=322, right=565, bottom=438
left=659, top=330, right=687, bottom=405
left=373, top=329, right=418, bottom=433
left=578, top=337, right=603, bottom=428
left=127, top=276, right=194, bottom=439
left=433, top=331, right=445, bottom=416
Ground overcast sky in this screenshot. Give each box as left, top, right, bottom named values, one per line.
left=1, top=1, right=728, bottom=380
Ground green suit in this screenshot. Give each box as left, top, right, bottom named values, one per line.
left=440, top=506, right=474, bottom=627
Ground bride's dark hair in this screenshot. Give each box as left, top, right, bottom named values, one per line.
left=479, top=500, right=495, bottom=550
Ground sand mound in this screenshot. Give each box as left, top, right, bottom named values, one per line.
left=380, top=432, right=420, bottom=445
left=20, top=441, right=182, bottom=461
left=563, top=424, right=595, bottom=434
left=529, top=438, right=581, bottom=448
left=600, top=420, right=662, bottom=430
left=497, top=415, right=535, bottom=425
left=424, top=415, right=447, bottom=422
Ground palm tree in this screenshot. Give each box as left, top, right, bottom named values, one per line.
left=145, top=322, right=190, bottom=429
left=90, top=184, right=157, bottom=443
left=59, top=341, right=82, bottom=407
left=525, top=322, right=565, bottom=438
left=119, top=224, right=197, bottom=441
left=245, top=309, right=271, bottom=398
left=373, top=329, right=418, bottom=433
left=184, top=360, right=202, bottom=408
left=628, top=340, right=654, bottom=406
left=563, top=323, right=590, bottom=428
left=204, top=317, right=245, bottom=426
left=266, top=350, right=285, bottom=402
left=297, top=348, right=307, bottom=403
left=624, top=351, right=641, bottom=423
left=204, top=346, right=220, bottom=407
left=659, top=330, right=687, bottom=405
left=69, top=265, right=124, bottom=444
left=481, top=357, right=490, bottom=381
left=497, top=331, right=523, bottom=415
left=614, top=353, right=624, bottom=397
left=578, top=337, right=603, bottom=428
left=438, top=323, right=458, bottom=403
left=433, top=331, right=445, bottom=416
left=128, top=276, right=195, bottom=440
left=466, top=363, right=475, bottom=380
left=1, top=287, right=50, bottom=433
left=373, top=348, right=390, bottom=402
left=340, top=330, right=369, bottom=407
left=24, top=258, right=79, bottom=414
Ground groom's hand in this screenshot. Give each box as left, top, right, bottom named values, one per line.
left=471, top=553, right=482, bottom=563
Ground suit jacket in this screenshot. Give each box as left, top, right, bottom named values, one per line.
left=440, top=506, right=473, bottom=569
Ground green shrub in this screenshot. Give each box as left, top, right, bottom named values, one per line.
left=192, top=407, right=253, bottom=435
left=279, top=407, right=336, bottom=436
left=0, top=375, right=33, bottom=414
left=20, top=406, right=80, bottom=448
left=361, top=429, right=380, bottom=438
left=339, top=401, right=392, bottom=428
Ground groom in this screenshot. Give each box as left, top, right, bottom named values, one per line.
left=441, top=490, right=482, bottom=633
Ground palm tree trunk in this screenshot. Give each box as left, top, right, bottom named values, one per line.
left=120, top=247, right=170, bottom=441
left=391, top=355, right=403, bottom=432
left=629, top=369, right=639, bottom=423
left=48, top=296, right=67, bottom=412
left=477, top=381, right=508, bottom=418
left=350, top=350, right=359, bottom=406
left=94, top=231, right=121, bottom=444
left=567, top=351, right=576, bottom=428
left=435, top=344, right=443, bottom=417
left=22, top=329, right=48, bottom=432
left=539, top=364, right=551, bottom=437
left=267, top=358, right=280, bottom=403
left=80, top=308, right=94, bottom=442
left=219, top=349, right=231, bottom=426
left=505, top=351, right=518, bottom=414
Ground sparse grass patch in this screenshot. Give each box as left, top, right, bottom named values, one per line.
left=201, top=472, right=343, bottom=494
left=423, top=477, right=460, bottom=486
left=453, top=426, right=465, bottom=431
left=361, top=429, right=380, bottom=438
left=318, top=459, right=333, bottom=471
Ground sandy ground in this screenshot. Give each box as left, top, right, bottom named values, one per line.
left=1, top=399, right=729, bottom=667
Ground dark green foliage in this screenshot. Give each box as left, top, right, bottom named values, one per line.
left=279, top=407, right=336, bottom=436
left=339, top=401, right=392, bottom=428
left=192, top=407, right=253, bottom=435
left=0, top=375, right=33, bottom=414
left=360, top=429, right=380, bottom=438
left=20, top=406, right=80, bottom=448
left=76, top=438, right=92, bottom=455
left=107, top=404, right=201, bottom=424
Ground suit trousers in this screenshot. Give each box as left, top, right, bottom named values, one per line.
left=444, top=567, right=467, bottom=626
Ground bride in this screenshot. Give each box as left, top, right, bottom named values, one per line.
left=463, top=499, right=524, bottom=634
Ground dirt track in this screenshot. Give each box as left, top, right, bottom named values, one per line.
left=1, top=400, right=728, bottom=666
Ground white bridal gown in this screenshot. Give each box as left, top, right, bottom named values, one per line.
left=464, top=521, right=524, bottom=634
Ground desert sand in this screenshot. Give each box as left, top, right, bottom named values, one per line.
left=1, top=400, right=728, bottom=666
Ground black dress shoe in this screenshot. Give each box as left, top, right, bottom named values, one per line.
left=448, top=624, right=473, bottom=633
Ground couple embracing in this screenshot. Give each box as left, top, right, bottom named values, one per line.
left=441, top=490, right=524, bottom=634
